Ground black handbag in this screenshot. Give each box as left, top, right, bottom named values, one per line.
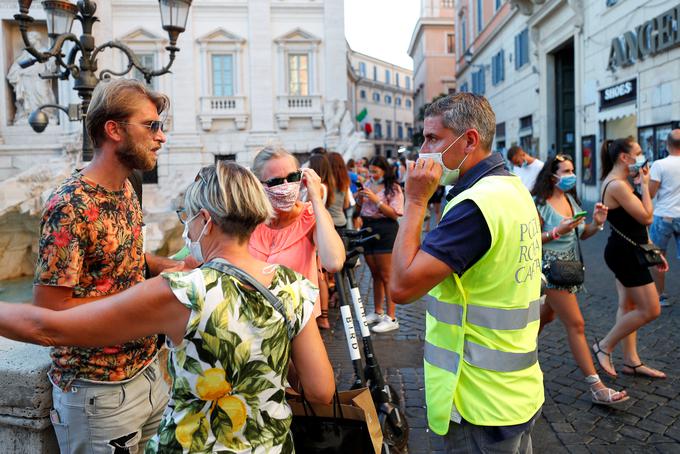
left=634, top=243, right=665, bottom=267
left=609, top=226, right=665, bottom=267
left=543, top=225, right=585, bottom=287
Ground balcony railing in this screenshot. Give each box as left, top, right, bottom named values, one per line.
left=198, top=96, right=248, bottom=130
left=276, top=95, right=323, bottom=129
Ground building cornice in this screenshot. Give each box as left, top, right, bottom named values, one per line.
left=356, top=78, right=414, bottom=96
left=349, top=48, right=413, bottom=74
left=407, top=17, right=455, bottom=57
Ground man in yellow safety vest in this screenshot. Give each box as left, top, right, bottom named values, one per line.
left=391, top=93, right=544, bottom=453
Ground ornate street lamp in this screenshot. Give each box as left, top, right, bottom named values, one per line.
left=14, top=0, right=192, bottom=160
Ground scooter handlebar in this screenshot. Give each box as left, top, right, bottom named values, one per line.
left=340, top=228, right=373, bottom=238
left=348, top=234, right=381, bottom=247
left=346, top=247, right=364, bottom=260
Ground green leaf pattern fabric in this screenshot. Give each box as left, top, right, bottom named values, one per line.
left=145, top=265, right=317, bottom=453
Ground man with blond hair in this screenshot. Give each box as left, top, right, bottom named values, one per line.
left=33, top=79, right=178, bottom=452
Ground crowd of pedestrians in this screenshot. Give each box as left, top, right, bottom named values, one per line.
left=0, top=79, right=677, bottom=453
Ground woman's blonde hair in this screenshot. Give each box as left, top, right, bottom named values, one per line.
left=251, top=146, right=299, bottom=179
left=184, top=161, right=273, bottom=242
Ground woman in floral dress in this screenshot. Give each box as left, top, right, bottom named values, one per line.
left=0, top=161, right=335, bottom=453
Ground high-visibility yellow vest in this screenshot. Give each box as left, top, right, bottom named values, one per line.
left=425, top=175, right=544, bottom=435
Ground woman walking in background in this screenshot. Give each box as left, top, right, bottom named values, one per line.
left=593, top=137, right=668, bottom=379
left=533, top=154, right=627, bottom=406
left=327, top=152, right=351, bottom=230
left=354, top=155, right=404, bottom=333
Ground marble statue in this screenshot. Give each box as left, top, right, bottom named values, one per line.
left=7, top=31, right=57, bottom=125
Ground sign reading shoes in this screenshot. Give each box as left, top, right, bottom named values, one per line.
left=608, top=5, right=680, bottom=71
left=600, top=79, right=636, bottom=110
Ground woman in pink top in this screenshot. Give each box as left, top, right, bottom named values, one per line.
left=248, top=147, right=345, bottom=329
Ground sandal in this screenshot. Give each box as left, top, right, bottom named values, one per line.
left=317, top=310, right=330, bottom=330
left=586, top=375, right=629, bottom=407
left=622, top=363, right=667, bottom=379
left=591, top=338, right=617, bottom=377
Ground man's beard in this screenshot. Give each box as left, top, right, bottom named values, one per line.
left=116, top=134, right=157, bottom=172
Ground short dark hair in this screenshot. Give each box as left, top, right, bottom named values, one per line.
left=667, top=129, right=680, bottom=151
left=310, top=147, right=327, bottom=155
left=507, top=145, right=523, bottom=161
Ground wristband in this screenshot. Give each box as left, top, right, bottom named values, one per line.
left=551, top=227, right=561, bottom=239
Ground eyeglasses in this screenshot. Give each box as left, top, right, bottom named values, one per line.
left=176, top=208, right=190, bottom=225
left=261, top=170, right=302, bottom=188
left=118, top=120, right=166, bottom=134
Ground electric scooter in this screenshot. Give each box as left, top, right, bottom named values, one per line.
left=335, top=228, right=409, bottom=453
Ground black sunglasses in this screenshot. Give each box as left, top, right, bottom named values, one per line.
left=119, top=120, right=166, bottom=134
left=261, top=170, right=302, bottom=188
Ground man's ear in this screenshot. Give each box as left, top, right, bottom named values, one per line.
left=464, top=129, right=481, bottom=153
left=103, top=120, right=125, bottom=143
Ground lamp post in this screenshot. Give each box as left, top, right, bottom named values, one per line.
left=14, top=0, right=192, bottom=160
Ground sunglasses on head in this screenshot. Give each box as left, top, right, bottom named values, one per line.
left=261, top=170, right=302, bottom=188
left=118, top=120, right=166, bottom=134
left=554, top=154, right=572, bottom=162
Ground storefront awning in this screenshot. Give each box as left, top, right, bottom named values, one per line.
left=598, top=103, right=636, bottom=122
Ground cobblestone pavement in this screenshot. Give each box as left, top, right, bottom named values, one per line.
left=321, top=226, right=680, bottom=453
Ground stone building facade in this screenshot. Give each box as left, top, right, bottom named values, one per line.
left=0, top=0, right=368, bottom=279
left=348, top=49, right=414, bottom=157
left=408, top=0, right=457, bottom=139
left=456, top=0, right=680, bottom=202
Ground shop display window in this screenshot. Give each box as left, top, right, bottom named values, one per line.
left=638, top=122, right=679, bottom=163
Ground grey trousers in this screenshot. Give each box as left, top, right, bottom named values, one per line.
left=443, top=418, right=535, bottom=454
left=50, top=357, right=169, bottom=454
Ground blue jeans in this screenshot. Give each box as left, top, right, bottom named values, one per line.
left=50, top=356, right=169, bottom=454
left=650, top=216, right=680, bottom=259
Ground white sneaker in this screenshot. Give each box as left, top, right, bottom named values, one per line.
left=365, top=312, right=385, bottom=324
left=372, top=317, right=399, bottom=333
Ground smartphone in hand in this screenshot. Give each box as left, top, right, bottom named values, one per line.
left=572, top=210, right=587, bottom=221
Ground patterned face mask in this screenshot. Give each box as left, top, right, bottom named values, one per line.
left=264, top=181, right=300, bottom=212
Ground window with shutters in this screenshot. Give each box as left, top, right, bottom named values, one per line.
left=492, top=49, right=505, bottom=85
left=472, top=68, right=485, bottom=95
left=514, top=29, right=529, bottom=70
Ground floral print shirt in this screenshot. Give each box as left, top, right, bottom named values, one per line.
left=33, top=170, right=157, bottom=390
left=145, top=263, right=316, bottom=454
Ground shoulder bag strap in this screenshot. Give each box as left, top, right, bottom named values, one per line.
left=203, top=259, right=294, bottom=340
left=600, top=179, right=617, bottom=204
